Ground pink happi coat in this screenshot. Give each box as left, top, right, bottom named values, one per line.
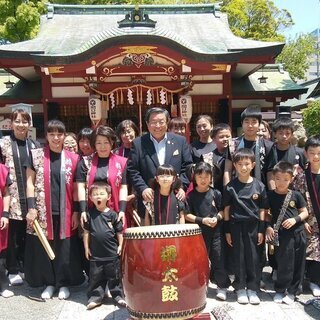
left=27, top=147, right=78, bottom=240
left=85, top=152, right=127, bottom=212
left=0, top=164, right=9, bottom=252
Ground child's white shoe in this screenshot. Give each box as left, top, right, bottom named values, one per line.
left=41, top=286, right=55, bottom=299
left=8, top=274, right=23, bottom=285
left=236, top=289, right=249, bottom=304
left=310, top=282, right=320, bottom=297
left=247, top=289, right=260, bottom=305
left=282, top=294, right=295, bottom=305
left=273, top=293, right=284, bottom=303
left=58, top=286, right=70, bottom=300
left=216, top=288, right=227, bottom=301
left=0, top=289, right=14, bottom=298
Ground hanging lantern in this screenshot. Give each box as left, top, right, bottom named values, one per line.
left=179, top=95, right=192, bottom=123
left=88, top=94, right=102, bottom=121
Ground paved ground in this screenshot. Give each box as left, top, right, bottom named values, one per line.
left=1, top=267, right=320, bottom=320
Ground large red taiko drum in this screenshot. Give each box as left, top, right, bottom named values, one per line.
left=122, top=224, right=209, bottom=320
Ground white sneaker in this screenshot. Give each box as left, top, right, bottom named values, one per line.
left=41, top=286, right=55, bottom=299
left=247, top=289, right=260, bottom=305
left=310, top=282, right=320, bottom=297
left=216, top=288, right=227, bottom=301
left=0, top=289, right=14, bottom=298
left=8, top=274, right=23, bottom=286
left=58, top=286, right=70, bottom=300
left=273, top=293, right=284, bottom=303
left=283, top=294, right=295, bottom=305
left=237, top=289, right=249, bottom=304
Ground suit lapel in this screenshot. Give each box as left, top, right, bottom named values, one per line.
left=143, top=134, right=160, bottom=168
left=165, top=134, right=175, bottom=165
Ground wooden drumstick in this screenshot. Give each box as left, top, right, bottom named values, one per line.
left=33, top=220, right=55, bottom=260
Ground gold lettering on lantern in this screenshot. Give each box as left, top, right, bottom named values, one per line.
left=161, top=285, right=179, bottom=302
left=162, top=268, right=178, bottom=282
left=160, top=245, right=177, bottom=263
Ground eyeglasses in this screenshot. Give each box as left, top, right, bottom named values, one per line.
left=149, top=120, right=167, bottom=127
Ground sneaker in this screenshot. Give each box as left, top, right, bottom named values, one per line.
left=236, top=289, right=249, bottom=304
left=58, top=287, right=70, bottom=300
left=310, top=282, right=320, bottom=297
left=0, top=289, right=14, bottom=298
left=18, top=272, right=25, bottom=280
left=247, top=289, right=260, bottom=305
left=87, top=301, right=102, bottom=310
left=8, top=274, right=23, bottom=286
left=273, top=293, right=284, bottom=303
left=216, top=288, right=227, bottom=301
left=41, top=286, right=55, bottom=299
left=283, top=294, right=295, bottom=305
left=114, top=296, right=127, bottom=307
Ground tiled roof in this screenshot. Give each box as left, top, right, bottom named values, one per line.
left=232, top=65, right=308, bottom=96
left=0, top=4, right=283, bottom=62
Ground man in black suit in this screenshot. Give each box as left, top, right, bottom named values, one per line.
left=127, top=107, right=193, bottom=220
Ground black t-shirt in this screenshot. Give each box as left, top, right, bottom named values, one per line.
left=50, top=150, right=62, bottom=215
left=267, top=190, right=306, bottom=233
left=76, top=157, right=127, bottom=184
left=223, top=177, right=269, bottom=221
left=186, top=187, right=223, bottom=233
left=191, top=140, right=216, bottom=163
left=16, top=138, right=29, bottom=212
left=274, top=145, right=307, bottom=169
left=313, top=173, right=320, bottom=195
left=83, top=208, right=123, bottom=261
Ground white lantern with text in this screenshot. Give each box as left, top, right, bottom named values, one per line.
left=179, top=95, right=192, bottom=123
left=88, top=95, right=102, bottom=126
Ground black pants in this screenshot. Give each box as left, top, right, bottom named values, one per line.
left=202, top=225, right=230, bottom=289
left=306, top=260, right=320, bottom=284
left=0, top=251, right=9, bottom=292
left=6, top=219, right=26, bottom=274
left=275, top=229, right=306, bottom=295
left=230, top=220, right=261, bottom=291
left=87, top=258, right=122, bottom=304
left=25, top=216, right=84, bottom=288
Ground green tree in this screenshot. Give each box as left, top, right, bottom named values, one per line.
left=0, top=0, right=46, bottom=43
left=276, top=34, right=318, bottom=81
left=220, top=0, right=293, bottom=42
left=302, top=100, right=320, bottom=136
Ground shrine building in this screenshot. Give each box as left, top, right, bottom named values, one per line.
left=0, top=3, right=307, bottom=138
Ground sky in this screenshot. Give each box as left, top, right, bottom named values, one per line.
left=273, top=0, right=320, bottom=38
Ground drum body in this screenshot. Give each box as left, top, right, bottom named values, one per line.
left=122, top=224, right=209, bottom=320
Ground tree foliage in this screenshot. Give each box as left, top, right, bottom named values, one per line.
left=276, top=34, right=318, bottom=81
left=220, top=0, right=293, bottom=42
left=302, top=100, right=320, bottom=136
left=0, top=0, right=47, bottom=43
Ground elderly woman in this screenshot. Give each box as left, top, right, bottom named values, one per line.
left=76, top=126, right=128, bottom=226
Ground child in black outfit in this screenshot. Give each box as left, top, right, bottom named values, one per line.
left=186, top=162, right=230, bottom=301
left=144, top=165, right=185, bottom=225
left=83, top=182, right=126, bottom=310
left=224, top=148, right=268, bottom=305
left=267, top=161, right=308, bottom=305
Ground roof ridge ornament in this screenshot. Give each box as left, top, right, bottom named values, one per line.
left=118, top=5, right=157, bottom=28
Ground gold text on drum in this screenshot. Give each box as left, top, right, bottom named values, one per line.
left=162, top=285, right=179, bottom=302
left=161, top=245, right=177, bottom=262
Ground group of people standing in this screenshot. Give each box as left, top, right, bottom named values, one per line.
left=0, top=106, right=319, bottom=311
